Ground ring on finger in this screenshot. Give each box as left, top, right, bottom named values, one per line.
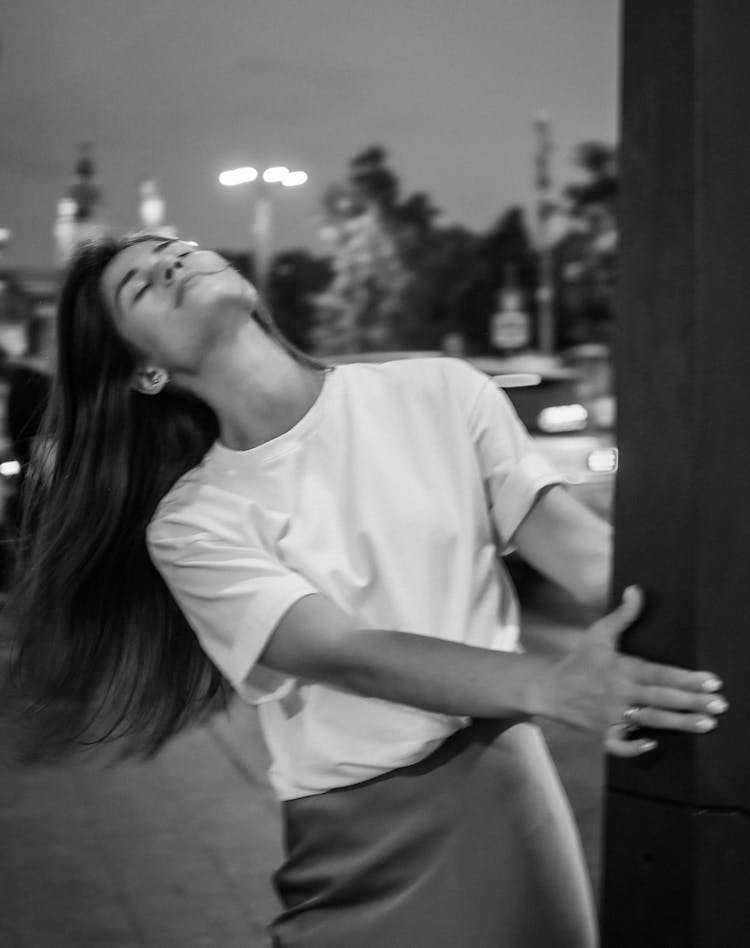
left=622, top=704, right=643, bottom=728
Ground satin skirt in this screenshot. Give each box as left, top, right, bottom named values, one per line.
left=270, top=719, right=598, bottom=948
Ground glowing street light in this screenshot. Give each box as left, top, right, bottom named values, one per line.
left=282, top=170, right=308, bottom=188
left=262, top=166, right=289, bottom=183
left=218, top=164, right=308, bottom=294
left=218, top=166, right=258, bottom=187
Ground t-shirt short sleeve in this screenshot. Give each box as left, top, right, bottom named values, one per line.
left=458, top=366, right=565, bottom=550
left=147, top=517, right=318, bottom=704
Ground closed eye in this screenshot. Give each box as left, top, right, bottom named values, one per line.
left=131, top=250, right=192, bottom=303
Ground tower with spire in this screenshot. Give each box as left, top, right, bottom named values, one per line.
left=138, top=177, right=176, bottom=237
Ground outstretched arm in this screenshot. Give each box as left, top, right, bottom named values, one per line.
left=258, top=586, right=725, bottom=756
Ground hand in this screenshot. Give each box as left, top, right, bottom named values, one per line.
left=536, top=586, right=728, bottom=757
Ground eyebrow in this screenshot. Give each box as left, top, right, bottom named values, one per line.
left=152, top=238, right=178, bottom=253
left=113, top=238, right=179, bottom=308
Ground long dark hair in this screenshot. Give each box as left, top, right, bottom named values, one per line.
left=7, top=233, right=326, bottom=760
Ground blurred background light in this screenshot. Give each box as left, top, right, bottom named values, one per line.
left=282, top=171, right=309, bottom=187
left=537, top=403, right=588, bottom=433
left=262, top=166, right=290, bottom=184
left=218, top=167, right=258, bottom=187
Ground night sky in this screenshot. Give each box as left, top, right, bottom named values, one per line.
left=1, top=0, right=619, bottom=268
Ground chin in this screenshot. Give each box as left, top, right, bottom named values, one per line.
left=190, top=269, right=252, bottom=309
left=237, top=276, right=259, bottom=307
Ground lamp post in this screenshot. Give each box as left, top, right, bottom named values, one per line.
left=218, top=165, right=308, bottom=297
left=533, top=113, right=556, bottom=353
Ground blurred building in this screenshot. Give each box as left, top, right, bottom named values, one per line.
left=0, top=148, right=181, bottom=365
left=138, top=178, right=177, bottom=238
left=53, top=143, right=109, bottom=268
left=0, top=270, right=58, bottom=364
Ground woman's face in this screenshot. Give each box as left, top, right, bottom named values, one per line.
left=100, top=237, right=256, bottom=372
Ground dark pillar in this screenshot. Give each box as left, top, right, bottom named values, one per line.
left=603, top=2, right=750, bottom=945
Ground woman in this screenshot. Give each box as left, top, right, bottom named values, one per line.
left=10, top=233, right=727, bottom=947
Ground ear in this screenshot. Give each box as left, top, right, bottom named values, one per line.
left=132, top=365, right=170, bottom=395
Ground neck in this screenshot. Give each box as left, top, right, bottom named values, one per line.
left=174, top=320, right=325, bottom=450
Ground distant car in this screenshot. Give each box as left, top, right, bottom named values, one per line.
left=466, top=351, right=617, bottom=523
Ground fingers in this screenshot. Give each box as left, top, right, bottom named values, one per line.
left=629, top=684, right=728, bottom=716
left=604, top=691, right=727, bottom=755
left=605, top=725, right=658, bottom=757
left=604, top=708, right=719, bottom=755
left=593, top=585, right=644, bottom=646
left=610, top=684, right=727, bottom=741
left=562, top=583, right=727, bottom=742
left=627, top=657, right=723, bottom=695
left=622, top=706, right=717, bottom=733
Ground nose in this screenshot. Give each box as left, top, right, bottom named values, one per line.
left=153, top=252, right=186, bottom=286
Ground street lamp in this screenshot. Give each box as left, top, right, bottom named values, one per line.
left=533, top=112, right=556, bottom=354
left=218, top=164, right=308, bottom=296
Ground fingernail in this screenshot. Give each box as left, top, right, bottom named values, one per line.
left=623, top=585, right=639, bottom=602
left=640, top=739, right=658, bottom=751
left=702, top=678, right=723, bottom=692
left=707, top=698, right=728, bottom=714
left=696, top=717, right=717, bottom=732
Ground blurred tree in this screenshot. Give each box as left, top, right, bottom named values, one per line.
left=399, top=222, right=478, bottom=351
left=396, top=192, right=439, bottom=240
left=311, top=147, right=541, bottom=355
left=309, top=146, right=419, bottom=354
left=215, top=249, right=253, bottom=282
left=563, top=142, right=618, bottom=219
left=267, top=250, right=333, bottom=353
left=442, top=207, right=537, bottom=353
left=349, top=145, right=400, bottom=210
left=554, top=141, right=619, bottom=346
left=215, top=247, right=331, bottom=355
left=309, top=205, right=411, bottom=354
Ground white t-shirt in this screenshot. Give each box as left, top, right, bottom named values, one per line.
left=147, top=357, right=563, bottom=800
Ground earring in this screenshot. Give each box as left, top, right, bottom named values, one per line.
left=143, top=369, right=169, bottom=394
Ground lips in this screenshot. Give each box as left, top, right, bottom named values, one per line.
left=174, top=265, right=229, bottom=306
left=174, top=271, right=203, bottom=307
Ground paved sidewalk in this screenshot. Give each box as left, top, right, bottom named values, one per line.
left=0, top=580, right=603, bottom=948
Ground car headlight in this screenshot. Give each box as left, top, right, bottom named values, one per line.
left=537, top=404, right=588, bottom=434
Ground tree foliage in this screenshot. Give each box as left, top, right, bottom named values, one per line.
left=298, top=140, right=620, bottom=357
left=309, top=147, right=423, bottom=354
left=440, top=207, right=537, bottom=352
left=309, top=146, right=538, bottom=355
left=553, top=141, right=618, bottom=346
left=267, top=250, right=333, bottom=353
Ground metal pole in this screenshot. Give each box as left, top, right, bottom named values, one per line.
left=252, top=182, right=273, bottom=298
left=603, top=2, right=750, bottom=942
left=533, top=113, right=555, bottom=353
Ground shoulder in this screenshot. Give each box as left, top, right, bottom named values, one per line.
left=146, top=460, right=243, bottom=553
left=342, top=356, right=489, bottom=410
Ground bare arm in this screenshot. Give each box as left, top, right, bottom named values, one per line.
left=511, top=485, right=612, bottom=611
left=261, top=592, right=545, bottom=720
left=258, top=587, right=725, bottom=750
